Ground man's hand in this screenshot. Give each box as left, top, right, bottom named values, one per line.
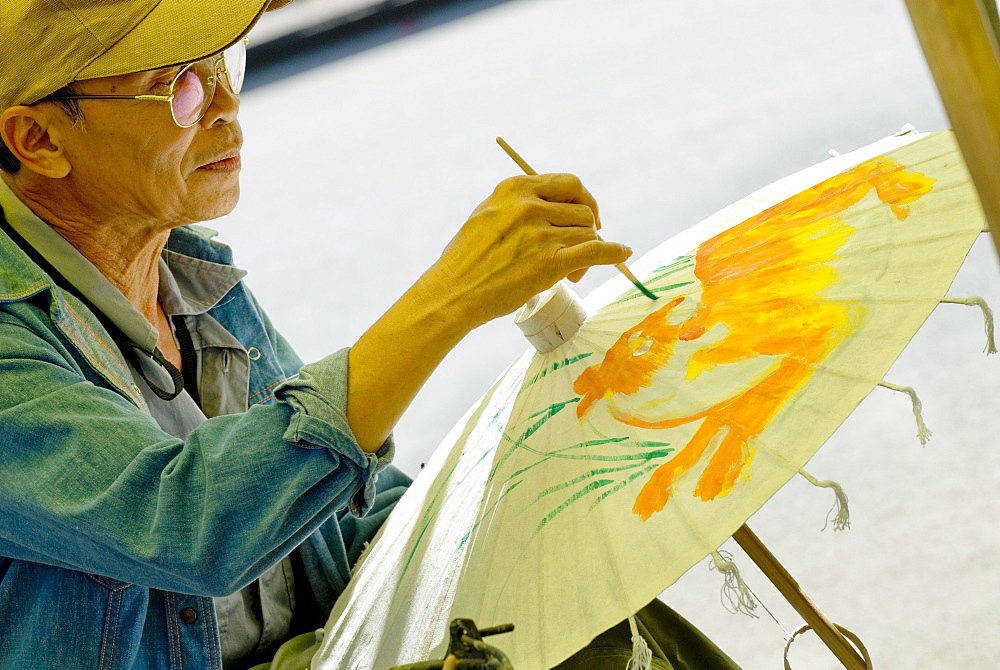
left=425, top=173, right=631, bottom=328
left=347, top=174, right=631, bottom=452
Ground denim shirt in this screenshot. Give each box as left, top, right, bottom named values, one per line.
left=0, top=200, right=407, bottom=668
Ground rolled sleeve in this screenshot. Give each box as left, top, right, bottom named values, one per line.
left=275, top=347, right=394, bottom=517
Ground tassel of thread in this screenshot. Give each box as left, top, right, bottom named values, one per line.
left=798, top=469, right=851, bottom=531
left=940, top=297, right=997, bottom=354
left=878, top=381, right=932, bottom=445
left=626, top=615, right=653, bottom=670
left=710, top=551, right=758, bottom=618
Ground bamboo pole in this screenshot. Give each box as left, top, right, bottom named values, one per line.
left=903, top=0, right=1000, bottom=260
left=984, top=0, right=1000, bottom=42
left=731, top=525, right=868, bottom=670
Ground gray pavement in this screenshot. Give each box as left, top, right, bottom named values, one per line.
left=223, top=0, right=1000, bottom=667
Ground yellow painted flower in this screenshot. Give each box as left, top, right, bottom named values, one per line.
left=573, top=158, right=936, bottom=519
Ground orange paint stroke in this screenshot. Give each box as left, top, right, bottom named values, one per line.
left=572, top=157, right=936, bottom=520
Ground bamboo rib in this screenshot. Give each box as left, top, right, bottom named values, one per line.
left=732, top=525, right=869, bottom=670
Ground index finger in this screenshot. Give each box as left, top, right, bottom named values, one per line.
left=533, top=173, right=602, bottom=230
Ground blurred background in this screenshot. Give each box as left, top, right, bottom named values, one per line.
left=216, top=1, right=1000, bottom=667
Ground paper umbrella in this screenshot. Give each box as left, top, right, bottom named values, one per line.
left=313, top=129, right=986, bottom=669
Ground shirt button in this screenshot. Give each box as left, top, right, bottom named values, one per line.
left=247, top=347, right=261, bottom=360
left=180, top=607, right=198, bottom=624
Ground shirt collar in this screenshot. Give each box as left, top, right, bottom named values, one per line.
left=159, top=248, right=246, bottom=317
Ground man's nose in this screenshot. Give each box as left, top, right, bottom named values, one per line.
left=201, top=76, right=240, bottom=127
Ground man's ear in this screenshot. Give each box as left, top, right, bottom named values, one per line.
left=0, top=106, right=72, bottom=179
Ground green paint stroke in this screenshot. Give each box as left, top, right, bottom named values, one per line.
left=589, top=462, right=660, bottom=511
left=533, top=479, right=615, bottom=537
left=490, top=434, right=677, bottom=603
left=507, top=436, right=629, bottom=468
left=506, top=439, right=672, bottom=480
left=398, top=379, right=678, bottom=597
left=612, top=255, right=697, bottom=304
left=648, top=255, right=695, bottom=282
left=532, top=464, right=649, bottom=502
left=396, top=399, right=517, bottom=593
left=488, top=400, right=512, bottom=432
left=457, top=479, right=524, bottom=550
left=396, top=436, right=512, bottom=595
left=489, top=397, right=580, bottom=479
left=504, top=438, right=674, bottom=539
left=525, top=443, right=673, bottom=523
left=462, top=442, right=673, bottom=552
left=521, top=352, right=594, bottom=391
left=525, top=397, right=580, bottom=422
left=613, top=281, right=694, bottom=305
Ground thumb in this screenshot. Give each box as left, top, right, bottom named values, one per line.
left=559, top=239, right=633, bottom=277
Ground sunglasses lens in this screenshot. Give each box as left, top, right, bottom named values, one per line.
left=222, top=40, right=246, bottom=94
left=171, top=67, right=212, bottom=127
left=167, top=40, right=245, bottom=128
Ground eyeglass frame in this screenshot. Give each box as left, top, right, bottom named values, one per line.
left=38, top=38, right=247, bottom=129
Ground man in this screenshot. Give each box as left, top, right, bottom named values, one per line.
left=0, top=1, right=737, bottom=668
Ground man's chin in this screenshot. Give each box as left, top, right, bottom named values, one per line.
left=187, top=183, right=240, bottom=223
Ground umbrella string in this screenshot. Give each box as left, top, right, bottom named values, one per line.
left=709, top=550, right=758, bottom=618
left=876, top=381, right=932, bottom=445
left=708, top=551, right=792, bottom=636
left=877, top=296, right=996, bottom=447
left=742, top=582, right=793, bottom=640
left=797, top=469, right=851, bottom=532
left=626, top=616, right=653, bottom=670
left=939, top=296, right=997, bottom=354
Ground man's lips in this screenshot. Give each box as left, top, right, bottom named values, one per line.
left=198, top=155, right=241, bottom=171
left=198, top=147, right=242, bottom=171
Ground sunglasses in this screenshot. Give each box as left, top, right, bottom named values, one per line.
left=43, top=39, right=247, bottom=128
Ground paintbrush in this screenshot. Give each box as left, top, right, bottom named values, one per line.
left=495, top=137, right=658, bottom=301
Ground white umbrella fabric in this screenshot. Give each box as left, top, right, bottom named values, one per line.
left=313, top=129, right=984, bottom=670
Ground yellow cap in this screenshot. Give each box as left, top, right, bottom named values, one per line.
left=0, top=0, right=292, bottom=113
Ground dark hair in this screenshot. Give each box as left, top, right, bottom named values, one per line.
left=0, top=84, right=84, bottom=174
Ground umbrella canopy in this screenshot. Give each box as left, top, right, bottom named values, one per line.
left=313, top=129, right=984, bottom=670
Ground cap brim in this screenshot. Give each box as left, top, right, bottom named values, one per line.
left=77, top=0, right=271, bottom=80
